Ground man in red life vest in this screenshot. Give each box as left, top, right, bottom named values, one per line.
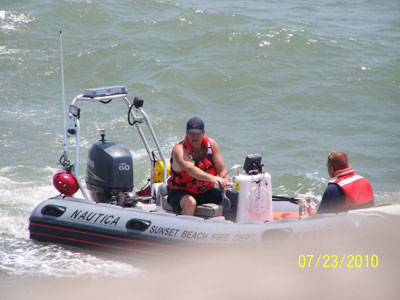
left=317, top=152, right=374, bottom=214
left=167, top=117, right=231, bottom=215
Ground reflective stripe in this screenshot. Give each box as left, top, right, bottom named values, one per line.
left=337, top=168, right=354, bottom=176
left=206, top=141, right=212, bottom=155
left=336, top=175, right=363, bottom=187
left=334, top=168, right=354, bottom=178
left=329, top=167, right=355, bottom=183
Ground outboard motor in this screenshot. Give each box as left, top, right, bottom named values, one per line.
left=86, top=130, right=134, bottom=205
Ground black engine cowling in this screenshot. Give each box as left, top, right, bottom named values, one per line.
left=85, top=140, right=133, bottom=203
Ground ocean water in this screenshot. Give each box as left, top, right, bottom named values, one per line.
left=1, top=0, right=399, bottom=291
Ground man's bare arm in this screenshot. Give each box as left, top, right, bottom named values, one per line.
left=209, top=138, right=229, bottom=181
left=172, top=143, right=228, bottom=187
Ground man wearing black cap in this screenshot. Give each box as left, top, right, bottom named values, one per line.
left=167, top=117, right=230, bottom=215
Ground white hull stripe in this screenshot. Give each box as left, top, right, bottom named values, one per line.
left=336, top=175, right=363, bottom=187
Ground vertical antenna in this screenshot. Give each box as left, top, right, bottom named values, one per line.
left=60, top=30, right=68, bottom=162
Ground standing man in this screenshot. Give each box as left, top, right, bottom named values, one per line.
left=317, top=152, right=374, bottom=214
left=167, top=117, right=230, bottom=215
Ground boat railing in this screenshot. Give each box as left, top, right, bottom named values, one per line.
left=223, top=164, right=243, bottom=179
left=62, top=86, right=167, bottom=204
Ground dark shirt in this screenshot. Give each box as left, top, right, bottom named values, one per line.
left=317, top=183, right=345, bottom=214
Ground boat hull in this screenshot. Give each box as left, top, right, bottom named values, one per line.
left=29, top=196, right=400, bottom=256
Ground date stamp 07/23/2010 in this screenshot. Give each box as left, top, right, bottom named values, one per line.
left=298, top=254, right=379, bottom=269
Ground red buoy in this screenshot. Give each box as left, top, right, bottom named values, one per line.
left=53, top=172, right=79, bottom=196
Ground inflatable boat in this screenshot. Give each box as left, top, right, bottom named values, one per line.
left=29, top=86, right=400, bottom=257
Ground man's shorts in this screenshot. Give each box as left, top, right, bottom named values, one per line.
left=167, top=186, right=223, bottom=214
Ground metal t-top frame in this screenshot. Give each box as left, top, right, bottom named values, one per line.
left=61, top=87, right=168, bottom=204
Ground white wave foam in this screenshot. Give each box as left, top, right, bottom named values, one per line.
left=303, top=171, right=328, bottom=184
left=0, top=10, right=35, bottom=32
left=0, top=241, right=141, bottom=278
left=0, top=175, right=141, bottom=279
left=0, top=175, right=18, bottom=185
left=0, top=46, right=21, bottom=56
left=0, top=177, right=58, bottom=241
